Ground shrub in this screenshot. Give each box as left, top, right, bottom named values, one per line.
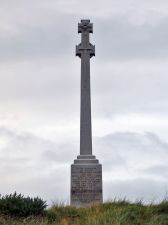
left=0, top=192, right=47, bottom=217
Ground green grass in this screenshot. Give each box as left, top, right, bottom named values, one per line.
left=1, top=200, right=168, bottom=225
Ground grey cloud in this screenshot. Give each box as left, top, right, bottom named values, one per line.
left=95, top=16, right=168, bottom=61
left=1, top=1, right=168, bottom=120
left=95, top=132, right=168, bottom=175
left=0, top=15, right=76, bottom=62
left=42, top=142, right=78, bottom=163
left=92, top=59, right=168, bottom=117
left=143, top=165, right=168, bottom=179
left=12, top=166, right=70, bottom=205
left=0, top=126, right=72, bottom=203
left=0, top=126, right=75, bottom=164
left=0, top=165, right=70, bottom=205
left=96, top=131, right=168, bottom=153
left=1, top=15, right=168, bottom=62
left=105, top=179, right=168, bottom=202
left=1, top=1, right=168, bottom=62
left=1, top=126, right=168, bottom=203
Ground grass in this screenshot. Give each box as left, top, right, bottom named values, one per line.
left=0, top=200, right=168, bottom=225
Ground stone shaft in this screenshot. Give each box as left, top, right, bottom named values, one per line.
left=80, top=50, right=92, bottom=155
left=76, top=19, right=95, bottom=156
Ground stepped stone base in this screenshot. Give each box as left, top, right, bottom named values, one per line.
left=70, top=156, right=102, bottom=207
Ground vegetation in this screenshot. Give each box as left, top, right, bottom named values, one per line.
left=0, top=194, right=168, bottom=225
left=0, top=192, right=47, bottom=217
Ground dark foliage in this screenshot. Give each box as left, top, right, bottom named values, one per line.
left=156, top=200, right=168, bottom=214
left=0, top=192, right=47, bottom=217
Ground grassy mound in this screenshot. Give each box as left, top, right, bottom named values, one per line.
left=0, top=198, right=168, bottom=224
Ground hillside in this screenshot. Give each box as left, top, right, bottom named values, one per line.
left=0, top=200, right=168, bottom=225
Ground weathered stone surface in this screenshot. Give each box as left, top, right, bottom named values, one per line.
left=71, top=163, right=102, bottom=206
left=70, top=19, right=103, bottom=206
left=76, top=19, right=95, bottom=156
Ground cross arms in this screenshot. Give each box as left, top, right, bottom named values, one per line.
left=76, top=43, right=95, bottom=58
left=76, top=19, right=95, bottom=58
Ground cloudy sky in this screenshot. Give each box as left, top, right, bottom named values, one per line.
left=1, top=0, right=168, bottom=204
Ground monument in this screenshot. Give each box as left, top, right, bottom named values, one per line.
left=70, top=19, right=103, bottom=206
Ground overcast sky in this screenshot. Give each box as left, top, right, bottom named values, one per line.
left=1, top=0, right=168, bottom=204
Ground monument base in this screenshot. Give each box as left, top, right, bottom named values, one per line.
left=71, top=156, right=103, bottom=207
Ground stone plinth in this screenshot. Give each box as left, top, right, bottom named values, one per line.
left=71, top=156, right=102, bottom=206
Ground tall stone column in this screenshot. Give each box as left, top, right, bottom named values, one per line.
left=80, top=46, right=92, bottom=156
left=71, top=20, right=103, bottom=206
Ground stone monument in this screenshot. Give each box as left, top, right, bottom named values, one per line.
left=70, top=19, right=103, bottom=206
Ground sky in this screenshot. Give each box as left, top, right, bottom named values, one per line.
left=1, top=0, right=168, bottom=205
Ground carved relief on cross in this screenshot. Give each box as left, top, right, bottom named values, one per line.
left=76, top=20, right=95, bottom=58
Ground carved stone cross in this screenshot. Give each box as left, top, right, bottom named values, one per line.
left=71, top=20, right=102, bottom=206
left=76, top=19, right=95, bottom=58
left=76, top=19, right=95, bottom=156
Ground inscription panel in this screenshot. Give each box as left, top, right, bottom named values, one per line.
left=71, top=164, right=102, bottom=206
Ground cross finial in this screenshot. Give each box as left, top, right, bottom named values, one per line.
left=78, top=20, right=93, bottom=33
left=76, top=19, right=95, bottom=58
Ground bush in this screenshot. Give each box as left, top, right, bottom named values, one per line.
left=0, top=192, right=47, bottom=217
